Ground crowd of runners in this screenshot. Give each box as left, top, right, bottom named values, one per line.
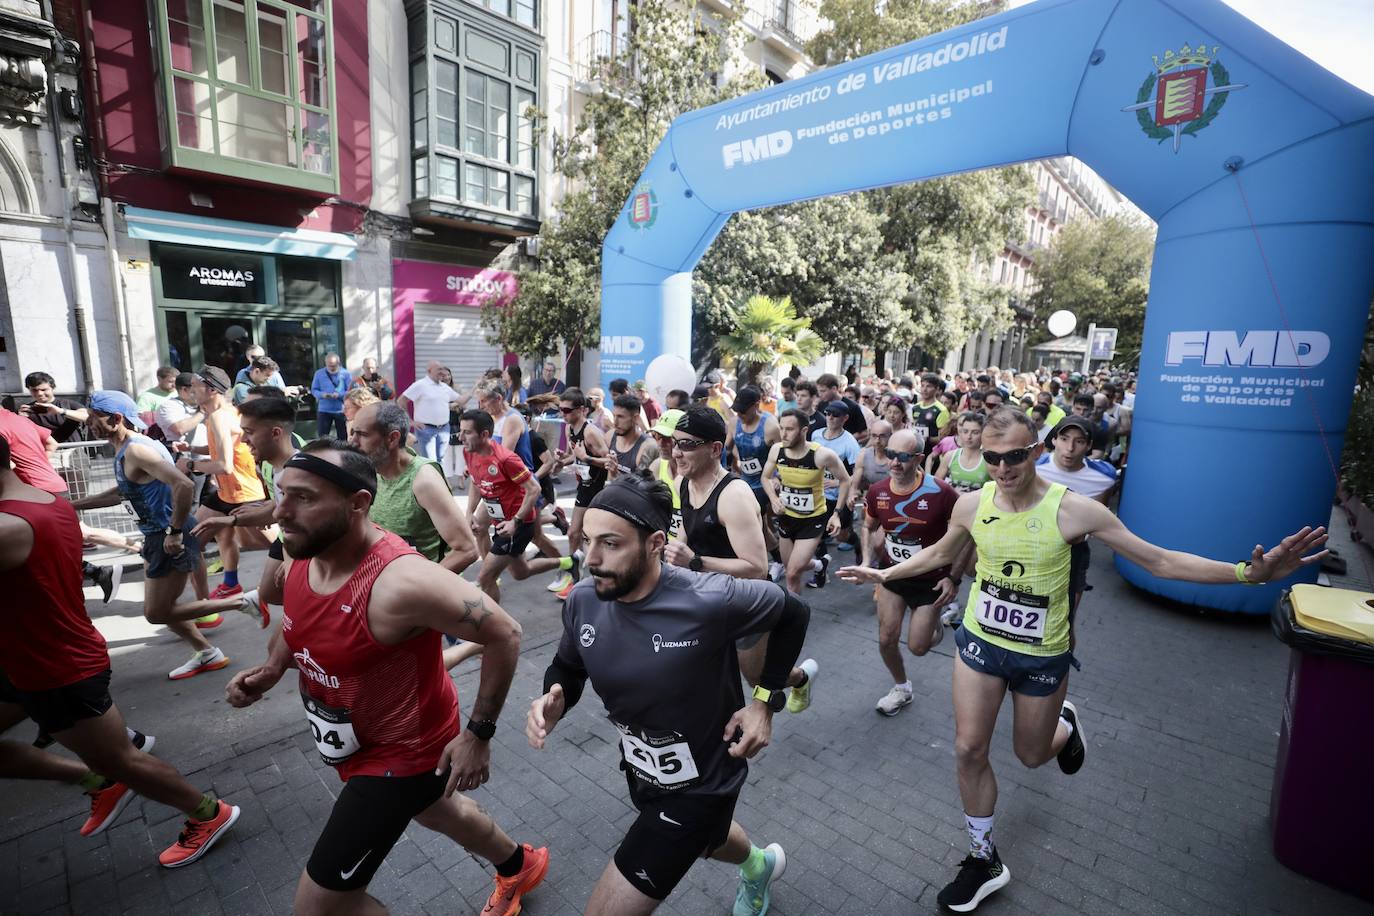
left=0, top=359, right=1328, bottom=915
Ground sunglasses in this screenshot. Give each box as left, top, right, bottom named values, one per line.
left=883, top=449, right=921, bottom=463
left=672, top=437, right=710, bottom=452
left=982, top=446, right=1035, bottom=467
left=560, top=406, right=578, bottom=414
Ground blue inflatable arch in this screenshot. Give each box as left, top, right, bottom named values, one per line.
left=598, top=0, right=1374, bottom=613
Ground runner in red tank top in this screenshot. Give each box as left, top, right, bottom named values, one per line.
left=0, top=434, right=240, bottom=865
left=459, top=408, right=579, bottom=605
left=225, top=440, right=549, bottom=915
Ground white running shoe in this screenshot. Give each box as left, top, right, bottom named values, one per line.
left=876, top=685, right=914, bottom=716
left=767, top=561, right=785, bottom=583
left=547, top=572, right=573, bottom=593
left=237, top=590, right=270, bottom=629
left=940, top=602, right=962, bottom=627
left=168, top=647, right=229, bottom=681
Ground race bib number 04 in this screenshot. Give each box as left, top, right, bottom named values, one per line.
left=303, top=694, right=360, bottom=766
left=616, top=724, right=700, bottom=790
left=781, top=487, right=815, bottom=515
left=975, top=581, right=1048, bottom=644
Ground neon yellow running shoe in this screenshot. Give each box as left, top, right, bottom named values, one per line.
left=785, top=658, right=818, bottom=714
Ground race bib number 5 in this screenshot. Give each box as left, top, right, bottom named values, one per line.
left=303, top=694, right=360, bottom=765
left=975, top=581, right=1048, bottom=644
left=616, top=724, right=700, bottom=789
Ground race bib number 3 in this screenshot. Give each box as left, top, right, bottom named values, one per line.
left=617, top=725, right=700, bottom=789
left=885, top=535, right=921, bottom=563
left=739, top=456, right=763, bottom=476
left=781, top=487, right=815, bottom=515
left=483, top=498, right=506, bottom=522
left=975, top=581, right=1048, bottom=644
left=303, top=695, right=361, bottom=765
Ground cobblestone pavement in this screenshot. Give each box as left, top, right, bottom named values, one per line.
left=2, top=500, right=1370, bottom=915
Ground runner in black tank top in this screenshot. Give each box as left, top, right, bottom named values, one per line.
left=679, top=472, right=740, bottom=560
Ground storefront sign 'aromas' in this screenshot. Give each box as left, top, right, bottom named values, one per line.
left=597, top=0, right=1374, bottom=613
left=188, top=266, right=256, bottom=288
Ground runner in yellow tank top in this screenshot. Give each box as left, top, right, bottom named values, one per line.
left=762, top=410, right=849, bottom=595
left=838, top=408, right=1328, bottom=913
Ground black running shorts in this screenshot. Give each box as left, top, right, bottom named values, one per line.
left=777, top=513, right=825, bottom=542
left=141, top=531, right=201, bottom=579
left=574, top=478, right=605, bottom=509
left=881, top=577, right=944, bottom=610
left=306, top=770, right=448, bottom=892
left=268, top=537, right=285, bottom=562
left=490, top=520, right=537, bottom=557
left=0, top=668, right=113, bottom=735
left=614, top=771, right=738, bottom=900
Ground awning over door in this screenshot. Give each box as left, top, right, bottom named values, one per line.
left=123, top=206, right=357, bottom=261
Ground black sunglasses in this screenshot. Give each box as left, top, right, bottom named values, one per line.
left=560, top=406, right=577, bottom=414
left=982, top=446, right=1035, bottom=467
left=884, top=449, right=921, bottom=463
left=672, top=437, right=710, bottom=451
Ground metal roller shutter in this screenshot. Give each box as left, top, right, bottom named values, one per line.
left=411, top=303, right=503, bottom=385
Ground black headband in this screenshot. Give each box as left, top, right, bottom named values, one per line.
left=283, top=452, right=376, bottom=498
left=588, top=480, right=671, bottom=535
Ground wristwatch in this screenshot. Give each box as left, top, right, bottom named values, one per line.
left=165, top=525, right=182, bottom=536
left=688, top=553, right=705, bottom=572
left=466, top=718, right=497, bottom=740
left=751, top=685, right=787, bottom=713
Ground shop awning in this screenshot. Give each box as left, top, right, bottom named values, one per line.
left=123, top=206, right=357, bottom=261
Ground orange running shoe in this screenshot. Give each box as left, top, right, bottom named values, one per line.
left=555, top=578, right=575, bottom=600
left=158, top=800, right=240, bottom=868
left=481, top=844, right=549, bottom=915
left=80, top=781, right=134, bottom=837
left=194, top=613, right=223, bottom=629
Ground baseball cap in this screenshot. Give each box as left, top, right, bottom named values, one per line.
left=824, top=400, right=850, bottom=416
left=675, top=406, right=727, bottom=442
left=651, top=408, right=685, bottom=437
left=88, top=390, right=148, bottom=430
left=197, top=365, right=231, bottom=393
left=731, top=386, right=761, bottom=412
left=1050, top=415, right=1095, bottom=441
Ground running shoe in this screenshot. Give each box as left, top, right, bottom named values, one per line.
left=547, top=572, right=572, bottom=593
left=555, top=577, right=576, bottom=601
left=194, top=613, right=223, bottom=629
left=940, top=602, right=963, bottom=628
left=168, top=647, right=229, bottom=680
left=785, top=659, right=818, bottom=714
left=158, top=800, right=240, bottom=868
left=129, top=730, right=156, bottom=754
left=875, top=685, right=913, bottom=717
left=236, top=590, right=270, bottom=629
left=937, top=849, right=1011, bottom=912
left=1057, top=700, right=1086, bottom=775
left=208, top=582, right=242, bottom=600
left=767, top=561, right=785, bottom=583
left=732, top=843, right=786, bottom=916
left=551, top=506, right=570, bottom=535
left=805, top=554, right=830, bottom=589
left=835, top=540, right=854, bottom=551
left=481, top=843, right=549, bottom=915
left=90, top=564, right=122, bottom=604
left=81, top=780, right=135, bottom=837
left=204, top=557, right=224, bottom=575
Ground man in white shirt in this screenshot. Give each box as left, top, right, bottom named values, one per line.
left=1036, top=415, right=1119, bottom=616
left=398, top=360, right=464, bottom=461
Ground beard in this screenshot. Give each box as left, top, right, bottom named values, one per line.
left=588, top=543, right=651, bottom=601
left=281, top=511, right=351, bottom=558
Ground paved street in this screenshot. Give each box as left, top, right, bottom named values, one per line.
left=2, top=496, right=1370, bottom=915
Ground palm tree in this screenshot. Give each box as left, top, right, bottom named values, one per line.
left=717, top=294, right=826, bottom=387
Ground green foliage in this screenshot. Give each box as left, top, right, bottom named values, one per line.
left=717, top=294, right=825, bottom=385
left=1027, top=215, right=1156, bottom=362
left=1342, top=300, right=1374, bottom=503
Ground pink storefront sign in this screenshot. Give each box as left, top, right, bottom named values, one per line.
left=392, top=258, right=518, bottom=395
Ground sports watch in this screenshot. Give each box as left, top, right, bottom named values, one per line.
left=466, top=718, right=497, bottom=740
left=751, top=685, right=786, bottom=713
left=688, top=553, right=705, bottom=572
left=165, top=525, right=182, bottom=536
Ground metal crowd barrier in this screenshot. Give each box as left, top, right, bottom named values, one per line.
left=56, top=439, right=142, bottom=540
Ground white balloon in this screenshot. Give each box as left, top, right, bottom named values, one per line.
left=1047, top=309, right=1076, bottom=338
left=644, top=354, right=696, bottom=403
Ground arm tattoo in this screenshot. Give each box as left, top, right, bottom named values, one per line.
left=457, top=595, right=493, bottom=632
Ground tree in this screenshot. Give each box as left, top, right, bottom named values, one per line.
left=1027, top=215, right=1156, bottom=360
left=717, top=294, right=826, bottom=387
left=808, top=0, right=1036, bottom=356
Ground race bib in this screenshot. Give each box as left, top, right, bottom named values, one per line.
left=739, top=456, right=763, bottom=476
left=822, top=470, right=839, bottom=489
left=617, top=724, right=700, bottom=790
left=780, top=486, right=815, bottom=515
left=975, top=581, right=1048, bottom=644
left=483, top=498, right=506, bottom=522
left=668, top=509, right=683, bottom=541
left=885, top=534, right=921, bottom=563
left=302, top=694, right=360, bottom=766
left=123, top=502, right=138, bottom=519
left=573, top=461, right=592, bottom=481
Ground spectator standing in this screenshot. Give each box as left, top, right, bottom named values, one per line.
left=503, top=365, right=527, bottom=406
left=353, top=357, right=394, bottom=400
left=136, top=367, right=178, bottom=415
left=0, top=406, right=66, bottom=495
left=398, top=360, right=464, bottom=462
left=232, top=344, right=287, bottom=390
left=586, top=388, right=613, bottom=433
left=20, top=372, right=87, bottom=442
left=527, top=360, right=565, bottom=398
left=231, top=357, right=279, bottom=406
left=309, top=352, right=351, bottom=439
left=633, top=380, right=662, bottom=425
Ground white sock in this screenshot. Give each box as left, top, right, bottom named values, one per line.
left=1059, top=716, right=1074, bottom=738
left=897, top=680, right=912, bottom=693
left=810, top=558, right=823, bottom=571
left=965, top=813, right=995, bottom=859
